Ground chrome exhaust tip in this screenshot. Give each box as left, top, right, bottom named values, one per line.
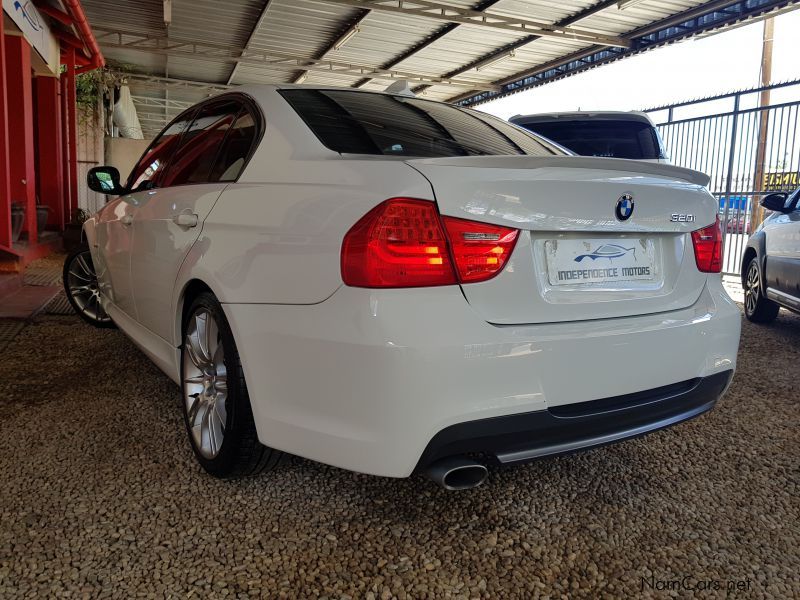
left=426, top=456, right=488, bottom=490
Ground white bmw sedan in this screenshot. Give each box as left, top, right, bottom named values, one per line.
left=67, top=85, right=740, bottom=489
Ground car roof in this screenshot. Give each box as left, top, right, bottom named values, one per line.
left=509, top=111, right=655, bottom=126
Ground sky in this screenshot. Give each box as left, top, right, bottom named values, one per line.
left=478, top=9, right=800, bottom=120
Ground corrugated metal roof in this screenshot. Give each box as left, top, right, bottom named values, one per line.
left=80, top=0, right=799, bottom=132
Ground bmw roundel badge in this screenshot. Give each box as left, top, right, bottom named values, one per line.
left=615, top=194, right=635, bottom=221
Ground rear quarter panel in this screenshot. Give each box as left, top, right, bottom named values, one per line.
left=174, top=159, right=434, bottom=313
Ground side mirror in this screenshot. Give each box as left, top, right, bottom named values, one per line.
left=87, top=166, right=126, bottom=195
left=760, top=192, right=789, bottom=213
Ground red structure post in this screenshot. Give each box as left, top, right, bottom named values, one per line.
left=35, top=76, right=65, bottom=231
left=5, top=35, right=37, bottom=242
left=0, top=25, right=12, bottom=248
left=65, top=48, right=78, bottom=214
left=60, top=67, right=72, bottom=217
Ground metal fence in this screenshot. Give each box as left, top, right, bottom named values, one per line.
left=644, top=80, right=800, bottom=275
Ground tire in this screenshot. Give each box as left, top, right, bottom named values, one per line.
left=181, top=292, right=282, bottom=478
left=62, top=246, right=116, bottom=328
left=743, top=256, right=779, bottom=323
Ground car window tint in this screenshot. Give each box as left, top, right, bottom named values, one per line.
left=279, top=89, right=563, bottom=158
left=210, top=109, right=258, bottom=182
left=161, top=101, right=241, bottom=187
left=128, top=112, right=194, bottom=191
left=517, top=119, right=663, bottom=160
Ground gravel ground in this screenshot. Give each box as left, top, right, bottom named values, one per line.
left=0, top=296, right=798, bottom=598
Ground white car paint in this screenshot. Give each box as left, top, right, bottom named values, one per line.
left=83, top=85, right=740, bottom=478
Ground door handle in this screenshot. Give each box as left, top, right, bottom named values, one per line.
left=120, top=214, right=133, bottom=226
left=173, top=213, right=199, bottom=228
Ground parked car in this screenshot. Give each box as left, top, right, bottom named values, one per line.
left=742, top=189, right=800, bottom=322
left=509, top=111, right=669, bottom=163
left=725, top=213, right=751, bottom=235
left=64, top=86, right=740, bottom=489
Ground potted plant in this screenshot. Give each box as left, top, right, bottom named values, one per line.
left=10, top=203, right=25, bottom=243
left=36, top=200, right=49, bottom=239
left=63, top=208, right=89, bottom=252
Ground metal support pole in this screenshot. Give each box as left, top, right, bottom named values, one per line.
left=35, top=76, right=65, bottom=231
left=0, top=23, right=12, bottom=248
left=5, top=35, right=37, bottom=242
left=65, top=48, right=79, bottom=214
left=751, top=17, right=774, bottom=229
left=721, top=94, right=740, bottom=240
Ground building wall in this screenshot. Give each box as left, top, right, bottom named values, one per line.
left=105, top=137, right=150, bottom=182
left=76, top=101, right=104, bottom=215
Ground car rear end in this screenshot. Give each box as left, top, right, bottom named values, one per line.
left=510, top=111, right=670, bottom=163
left=222, top=88, right=740, bottom=479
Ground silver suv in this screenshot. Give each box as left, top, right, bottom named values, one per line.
left=509, top=111, right=669, bottom=163
left=742, top=189, right=800, bottom=322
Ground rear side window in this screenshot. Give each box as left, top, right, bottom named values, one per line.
left=160, top=100, right=241, bottom=187
left=210, top=110, right=258, bottom=182
left=517, top=119, right=664, bottom=160
left=280, top=89, right=563, bottom=158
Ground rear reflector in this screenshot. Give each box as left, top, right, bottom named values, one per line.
left=691, top=216, right=723, bottom=273
left=341, top=198, right=518, bottom=288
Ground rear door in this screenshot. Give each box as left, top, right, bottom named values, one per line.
left=129, top=98, right=260, bottom=342
left=408, top=156, right=717, bottom=324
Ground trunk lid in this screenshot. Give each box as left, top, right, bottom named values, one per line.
left=407, top=156, right=717, bottom=325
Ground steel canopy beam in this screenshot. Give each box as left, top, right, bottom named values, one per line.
left=412, top=0, right=618, bottom=95
left=94, top=27, right=499, bottom=91
left=452, top=0, right=800, bottom=106
left=111, top=72, right=232, bottom=94
left=318, top=0, right=630, bottom=48
left=227, top=0, right=274, bottom=85
left=130, top=96, right=196, bottom=110
left=293, top=9, right=372, bottom=84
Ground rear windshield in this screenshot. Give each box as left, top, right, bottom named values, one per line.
left=280, top=89, right=564, bottom=158
left=516, top=119, right=665, bottom=160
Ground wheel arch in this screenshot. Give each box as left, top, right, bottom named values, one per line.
left=741, top=231, right=767, bottom=291
left=174, top=277, right=223, bottom=348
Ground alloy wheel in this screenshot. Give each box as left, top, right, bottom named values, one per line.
left=744, top=261, right=760, bottom=316
left=183, top=309, right=228, bottom=459
left=65, top=250, right=111, bottom=324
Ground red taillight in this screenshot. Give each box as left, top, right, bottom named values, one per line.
left=341, top=198, right=457, bottom=288
left=441, top=216, right=519, bottom=283
left=691, top=215, right=723, bottom=273
left=341, top=198, right=518, bottom=288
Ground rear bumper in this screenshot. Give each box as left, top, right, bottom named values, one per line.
left=415, top=370, right=732, bottom=471
left=223, top=277, right=740, bottom=478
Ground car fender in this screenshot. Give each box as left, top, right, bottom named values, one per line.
left=743, top=229, right=768, bottom=292
left=81, top=217, right=97, bottom=248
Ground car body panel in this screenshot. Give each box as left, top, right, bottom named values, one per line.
left=92, top=197, right=139, bottom=319
left=223, top=278, right=740, bottom=477
left=130, top=183, right=227, bottom=343
left=408, top=156, right=715, bottom=324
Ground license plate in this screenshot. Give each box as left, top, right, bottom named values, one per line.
left=545, top=238, right=655, bottom=286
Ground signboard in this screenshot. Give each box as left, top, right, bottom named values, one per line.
left=2, top=0, right=59, bottom=74
left=763, top=171, right=800, bottom=192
